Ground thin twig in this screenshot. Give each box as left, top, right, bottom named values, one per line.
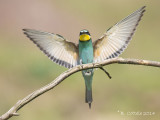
left=99, top=67, right=112, bottom=79
left=0, top=57, right=160, bottom=120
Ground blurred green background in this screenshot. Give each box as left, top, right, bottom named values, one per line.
left=0, top=0, right=160, bottom=120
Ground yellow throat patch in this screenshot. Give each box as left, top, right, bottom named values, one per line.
left=79, top=34, right=90, bottom=41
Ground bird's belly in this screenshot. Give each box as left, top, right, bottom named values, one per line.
left=80, top=50, right=94, bottom=75
left=80, top=50, right=93, bottom=64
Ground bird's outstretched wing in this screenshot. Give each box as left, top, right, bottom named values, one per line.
left=93, top=6, right=146, bottom=63
left=23, top=29, right=79, bottom=68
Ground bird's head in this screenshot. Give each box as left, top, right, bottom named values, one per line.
left=79, top=29, right=91, bottom=41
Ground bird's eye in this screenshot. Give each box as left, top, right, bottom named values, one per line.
left=80, top=32, right=83, bottom=35
left=86, top=31, right=90, bottom=35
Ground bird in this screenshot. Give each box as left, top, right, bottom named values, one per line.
left=23, top=6, right=146, bottom=108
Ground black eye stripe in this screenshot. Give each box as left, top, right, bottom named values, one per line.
left=80, top=32, right=83, bottom=35
left=79, top=30, right=90, bottom=35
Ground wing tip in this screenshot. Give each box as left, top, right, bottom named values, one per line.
left=141, top=6, right=146, bottom=10
left=22, top=28, right=32, bottom=33
left=140, top=6, right=146, bottom=14
left=120, top=5, right=146, bottom=58
left=126, top=5, right=146, bottom=39
left=22, top=28, right=27, bottom=31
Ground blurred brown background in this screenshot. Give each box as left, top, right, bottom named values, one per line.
left=0, top=0, right=160, bottom=120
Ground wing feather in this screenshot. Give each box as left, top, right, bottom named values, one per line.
left=93, top=6, right=146, bottom=63
left=23, top=29, right=79, bottom=68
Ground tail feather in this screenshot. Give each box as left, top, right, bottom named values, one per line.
left=85, top=87, right=92, bottom=108
left=89, top=103, right=91, bottom=109
left=82, top=69, right=94, bottom=108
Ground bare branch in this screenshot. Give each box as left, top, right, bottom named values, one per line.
left=1, top=57, right=160, bottom=120
left=99, top=67, right=112, bottom=79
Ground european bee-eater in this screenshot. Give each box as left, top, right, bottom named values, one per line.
left=23, top=6, right=145, bottom=108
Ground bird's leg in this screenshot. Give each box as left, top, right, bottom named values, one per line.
left=99, top=67, right=112, bottom=79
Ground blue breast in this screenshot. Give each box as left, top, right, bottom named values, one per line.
left=79, top=39, right=94, bottom=64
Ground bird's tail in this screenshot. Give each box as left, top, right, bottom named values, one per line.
left=82, top=69, right=93, bottom=108
left=85, top=85, right=92, bottom=108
